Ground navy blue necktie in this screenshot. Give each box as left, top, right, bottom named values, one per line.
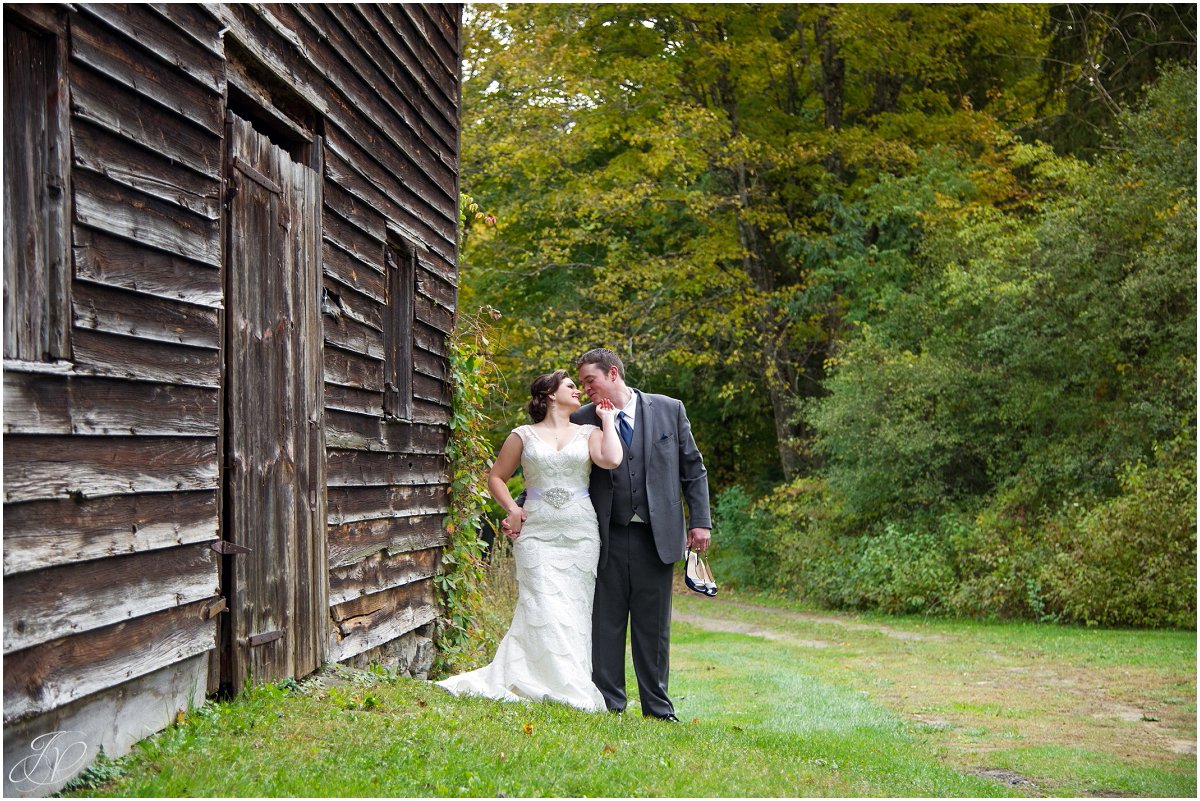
left=617, top=411, right=633, bottom=448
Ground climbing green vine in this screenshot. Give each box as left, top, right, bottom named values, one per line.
left=433, top=303, right=502, bottom=675
left=433, top=196, right=500, bottom=675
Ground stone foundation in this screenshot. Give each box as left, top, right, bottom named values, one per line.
left=340, top=622, right=436, bottom=678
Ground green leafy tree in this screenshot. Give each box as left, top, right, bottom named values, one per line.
left=462, top=3, right=1051, bottom=480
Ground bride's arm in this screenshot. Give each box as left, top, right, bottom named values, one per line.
left=589, top=401, right=623, bottom=469
left=489, top=433, right=527, bottom=537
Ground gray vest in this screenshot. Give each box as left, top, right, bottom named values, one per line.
left=611, top=417, right=649, bottom=526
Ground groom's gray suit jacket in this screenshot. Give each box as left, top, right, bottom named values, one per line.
left=571, top=389, right=711, bottom=568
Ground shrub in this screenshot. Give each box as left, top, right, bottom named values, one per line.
left=1041, top=434, right=1197, bottom=628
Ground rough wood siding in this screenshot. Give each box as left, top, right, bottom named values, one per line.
left=3, top=3, right=224, bottom=738
left=213, top=3, right=458, bottom=663
left=4, top=4, right=459, bottom=763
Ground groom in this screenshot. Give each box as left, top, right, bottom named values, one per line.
left=571, top=348, right=711, bottom=720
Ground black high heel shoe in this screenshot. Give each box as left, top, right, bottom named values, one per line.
left=698, top=551, right=718, bottom=596
left=684, top=548, right=708, bottom=595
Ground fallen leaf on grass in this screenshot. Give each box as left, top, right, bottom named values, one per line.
left=602, top=744, right=617, bottom=755
left=523, top=723, right=534, bottom=736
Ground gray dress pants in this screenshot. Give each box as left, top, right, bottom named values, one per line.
left=591, top=521, right=675, bottom=717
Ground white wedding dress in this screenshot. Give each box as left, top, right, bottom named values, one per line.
left=436, top=424, right=606, bottom=712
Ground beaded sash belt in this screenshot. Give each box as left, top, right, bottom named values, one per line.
left=526, top=486, right=590, bottom=509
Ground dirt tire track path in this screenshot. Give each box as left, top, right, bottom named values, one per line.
left=673, top=594, right=1196, bottom=797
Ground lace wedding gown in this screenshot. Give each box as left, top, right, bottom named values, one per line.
left=436, top=424, right=606, bottom=712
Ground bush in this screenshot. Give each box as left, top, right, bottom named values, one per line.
left=1041, top=434, right=1197, bottom=628
left=710, top=485, right=763, bottom=588
left=849, top=524, right=957, bottom=615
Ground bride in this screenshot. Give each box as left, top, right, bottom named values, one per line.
left=437, top=369, right=623, bottom=711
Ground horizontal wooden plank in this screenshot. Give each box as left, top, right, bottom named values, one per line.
left=324, top=240, right=386, bottom=306
left=411, top=398, right=451, bottom=427
left=324, top=177, right=386, bottom=244
left=4, top=372, right=218, bottom=436
left=69, top=11, right=223, bottom=135
left=73, top=279, right=221, bottom=349
left=414, top=292, right=453, bottom=334
left=414, top=348, right=449, bottom=383
left=213, top=5, right=328, bottom=115
left=72, top=117, right=220, bottom=220
left=323, top=275, right=383, bottom=332
left=324, top=203, right=384, bottom=264
left=323, top=390, right=451, bottom=427
left=326, top=450, right=447, bottom=489
left=78, top=3, right=224, bottom=93
left=324, top=382, right=383, bottom=418
left=325, top=312, right=384, bottom=361
left=416, top=262, right=458, bottom=312
left=72, top=328, right=220, bottom=388
left=414, top=320, right=450, bottom=359
left=327, top=483, right=449, bottom=525
left=3, top=542, right=218, bottom=653
left=5, top=3, right=66, bottom=32
left=328, top=578, right=437, bottom=664
left=414, top=372, right=452, bottom=406
left=148, top=3, right=224, bottom=57
left=4, top=598, right=215, bottom=721
left=68, top=59, right=221, bottom=180
left=328, top=512, right=446, bottom=569
left=325, top=410, right=450, bottom=453
left=324, top=346, right=383, bottom=391
left=3, top=490, right=218, bottom=576
left=74, top=227, right=222, bottom=309
left=3, top=436, right=218, bottom=503
left=329, top=546, right=440, bottom=606
left=73, top=170, right=221, bottom=266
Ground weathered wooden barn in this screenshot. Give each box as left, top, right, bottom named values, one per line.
left=2, top=3, right=460, bottom=794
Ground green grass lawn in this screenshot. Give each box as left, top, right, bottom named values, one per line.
left=64, top=571, right=1195, bottom=797
left=65, top=633, right=1013, bottom=798
left=672, top=589, right=1197, bottom=798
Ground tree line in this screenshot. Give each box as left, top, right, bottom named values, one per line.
left=457, top=4, right=1196, bottom=626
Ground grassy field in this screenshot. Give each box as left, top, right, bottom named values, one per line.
left=65, top=559, right=1195, bottom=797
left=671, top=590, right=1196, bottom=798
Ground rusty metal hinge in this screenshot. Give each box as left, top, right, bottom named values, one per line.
left=210, top=540, right=252, bottom=555
left=245, top=629, right=285, bottom=647
left=201, top=597, right=228, bottom=619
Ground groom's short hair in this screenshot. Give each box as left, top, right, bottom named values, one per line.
left=577, top=348, right=624, bottom=379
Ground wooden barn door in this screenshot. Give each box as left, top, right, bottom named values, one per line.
left=223, top=114, right=327, bottom=691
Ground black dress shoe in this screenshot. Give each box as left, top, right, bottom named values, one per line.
left=650, top=713, right=680, bottom=723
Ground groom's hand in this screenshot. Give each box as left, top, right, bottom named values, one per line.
left=687, top=527, right=711, bottom=553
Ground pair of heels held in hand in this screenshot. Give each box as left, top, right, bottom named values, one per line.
left=685, top=548, right=718, bottom=596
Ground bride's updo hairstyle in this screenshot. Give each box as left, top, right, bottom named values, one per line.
left=527, top=370, right=569, bottom=423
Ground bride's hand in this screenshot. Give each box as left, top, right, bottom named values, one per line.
left=503, top=507, right=526, bottom=540
left=594, top=397, right=617, bottom=424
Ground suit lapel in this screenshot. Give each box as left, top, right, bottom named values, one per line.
left=634, top=389, right=653, bottom=458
